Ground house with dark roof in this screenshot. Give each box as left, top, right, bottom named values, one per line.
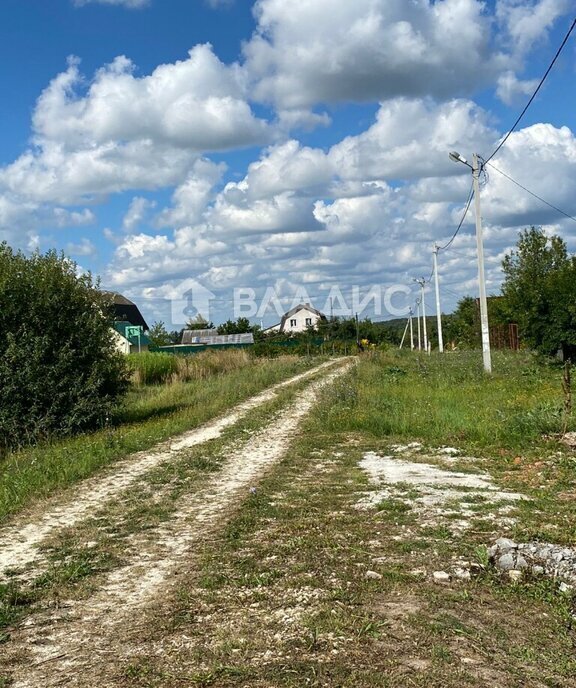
left=263, top=303, right=326, bottom=334
left=102, top=292, right=150, bottom=354
left=103, top=292, right=149, bottom=331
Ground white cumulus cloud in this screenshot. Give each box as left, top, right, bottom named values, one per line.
left=245, top=0, right=508, bottom=108
left=0, top=46, right=270, bottom=205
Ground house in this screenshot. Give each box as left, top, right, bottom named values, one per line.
left=102, top=292, right=150, bottom=354
left=103, top=292, right=149, bottom=331
left=264, top=303, right=326, bottom=334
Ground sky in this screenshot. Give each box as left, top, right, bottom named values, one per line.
left=0, top=0, right=575, bottom=329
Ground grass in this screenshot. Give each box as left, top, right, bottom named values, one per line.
left=127, top=351, right=180, bottom=384
left=0, top=355, right=316, bottom=523
left=127, top=349, right=254, bottom=385
left=319, top=349, right=572, bottom=453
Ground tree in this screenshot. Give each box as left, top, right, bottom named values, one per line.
left=217, top=317, right=261, bottom=338
left=185, top=314, right=213, bottom=330
left=148, top=321, right=172, bottom=347
left=501, top=226, right=576, bottom=356
left=0, top=244, right=129, bottom=452
left=169, top=329, right=183, bottom=344
left=443, top=296, right=479, bottom=348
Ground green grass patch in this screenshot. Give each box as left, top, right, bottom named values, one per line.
left=127, top=351, right=179, bottom=385
left=318, top=349, right=572, bottom=454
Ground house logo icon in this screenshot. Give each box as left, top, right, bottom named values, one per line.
left=170, top=279, right=216, bottom=326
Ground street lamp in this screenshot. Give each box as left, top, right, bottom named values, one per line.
left=449, top=151, right=492, bottom=374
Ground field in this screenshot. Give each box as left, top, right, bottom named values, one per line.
left=1, top=349, right=576, bottom=687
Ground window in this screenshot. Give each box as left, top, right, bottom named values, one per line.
left=305, top=318, right=312, bottom=326
left=290, top=319, right=297, bottom=327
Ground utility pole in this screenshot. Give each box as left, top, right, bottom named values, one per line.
left=415, top=278, right=428, bottom=352
left=416, top=299, right=422, bottom=350
left=409, top=307, right=414, bottom=350
left=433, top=245, right=444, bottom=353
left=449, top=150, right=492, bottom=373
left=399, top=317, right=410, bottom=350
left=472, top=153, right=492, bottom=373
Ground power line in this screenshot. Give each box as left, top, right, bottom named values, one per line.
left=436, top=181, right=475, bottom=252
left=485, top=16, right=576, bottom=164
left=486, top=161, right=576, bottom=224
left=442, top=286, right=464, bottom=300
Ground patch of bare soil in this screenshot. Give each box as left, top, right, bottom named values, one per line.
left=0, top=359, right=340, bottom=582
left=2, top=361, right=352, bottom=688
left=358, top=445, right=526, bottom=533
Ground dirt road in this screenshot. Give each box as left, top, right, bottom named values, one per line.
left=1, top=358, right=352, bottom=687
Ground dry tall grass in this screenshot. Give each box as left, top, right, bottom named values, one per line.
left=129, top=349, right=263, bottom=385
left=173, top=349, right=253, bottom=382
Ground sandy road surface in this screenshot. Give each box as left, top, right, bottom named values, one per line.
left=0, top=359, right=342, bottom=581
left=2, top=359, right=352, bottom=687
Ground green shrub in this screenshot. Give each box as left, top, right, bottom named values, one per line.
left=0, top=244, right=129, bottom=452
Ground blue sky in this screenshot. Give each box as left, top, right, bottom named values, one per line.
left=0, top=0, right=574, bottom=328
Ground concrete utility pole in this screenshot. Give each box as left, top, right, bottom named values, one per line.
left=415, top=278, right=428, bottom=352
left=449, top=150, right=492, bottom=373
left=432, top=245, right=444, bottom=353
left=472, top=153, right=492, bottom=373
left=399, top=317, right=410, bottom=350
left=409, top=308, right=414, bottom=350
left=416, top=299, right=422, bottom=350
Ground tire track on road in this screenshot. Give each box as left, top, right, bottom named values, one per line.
left=6, top=360, right=352, bottom=688
left=0, top=359, right=343, bottom=580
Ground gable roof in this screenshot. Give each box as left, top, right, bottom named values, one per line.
left=279, top=303, right=326, bottom=331
left=103, top=291, right=149, bottom=331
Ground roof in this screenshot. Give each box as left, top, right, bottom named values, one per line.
left=279, top=303, right=326, bottom=331
left=181, top=328, right=219, bottom=344
left=181, top=331, right=254, bottom=346
left=103, top=291, right=149, bottom=331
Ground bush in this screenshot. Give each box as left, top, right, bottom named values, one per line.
left=0, top=244, right=129, bottom=452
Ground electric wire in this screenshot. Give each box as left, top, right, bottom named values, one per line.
left=485, top=16, right=576, bottom=164
left=486, top=161, right=576, bottom=224
left=436, top=181, right=475, bottom=252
